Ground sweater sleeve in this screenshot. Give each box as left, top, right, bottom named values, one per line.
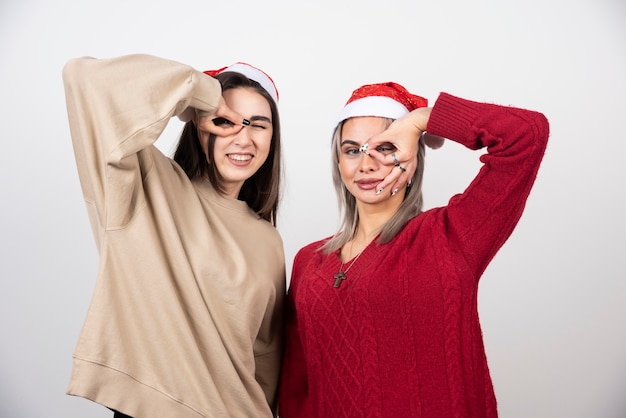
left=425, top=92, right=549, bottom=278
left=62, top=54, right=221, bottom=245
left=254, top=251, right=286, bottom=416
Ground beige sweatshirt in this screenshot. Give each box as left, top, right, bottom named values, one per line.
left=63, top=54, right=285, bottom=418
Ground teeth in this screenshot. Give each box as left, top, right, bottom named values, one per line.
left=229, top=154, right=252, bottom=161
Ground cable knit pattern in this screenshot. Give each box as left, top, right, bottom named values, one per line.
left=362, top=287, right=383, bottom=418
left=398, top=230, right=422, bottom=418
left=279, top=93, right=549, bottom=417
left=435, top=222, right=466, bottom=418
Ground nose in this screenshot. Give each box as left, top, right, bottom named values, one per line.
left=358, top=152, right=377, bottom=172
left=233, top=125, right=253, bottom=146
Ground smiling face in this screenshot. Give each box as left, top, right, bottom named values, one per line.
left=199, top=87, right=273, bottom=198
left=338, top=116, right=405, bottom=206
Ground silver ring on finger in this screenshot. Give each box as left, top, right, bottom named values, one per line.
left=391, top=153, right=405, bottom=171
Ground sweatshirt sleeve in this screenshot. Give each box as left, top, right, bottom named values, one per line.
left=426, top=92, right=549, bottom=278
left=254, top=249, right=286, bottom=416
left=62, top=54, right=222, bottom=244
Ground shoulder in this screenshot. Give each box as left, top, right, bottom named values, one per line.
left=263, top=221, right=285, bottom=247
left=290, top=238, right=332, bottom=290
left=293, top=237, right=331, bottom=265
left=299, top=237, right=330, bottom=254
left=389, top=208, right=450, bottom=249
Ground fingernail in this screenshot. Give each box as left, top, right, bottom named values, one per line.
left=376, top=188, right=383, bottom=195
left=392, top=189, right=398, bottom=196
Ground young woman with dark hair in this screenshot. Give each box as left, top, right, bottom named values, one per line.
left=63, top=54, right=285, bottom=418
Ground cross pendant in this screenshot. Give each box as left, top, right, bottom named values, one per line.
left=333, top=271, right=346, bottom=288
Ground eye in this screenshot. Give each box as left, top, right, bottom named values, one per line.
left=342, top=147, right=360, bottom=156
left=212, top=117, right=235, bottom=127
left=246, top=117, right=272, bottom=131
left=375, top=142, right=397, bottom=154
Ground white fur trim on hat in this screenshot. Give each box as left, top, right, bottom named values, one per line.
left=222, top=63, right=279, bottom=104
left=335, top=96, right=409, bottom=127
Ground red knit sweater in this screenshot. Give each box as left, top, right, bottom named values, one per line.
left=278, top=93, right=549, bottom=417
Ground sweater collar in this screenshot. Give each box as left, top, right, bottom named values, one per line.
left=314, top=238, right=384, bottom=288
left=193, top=178, right=257, bottom=216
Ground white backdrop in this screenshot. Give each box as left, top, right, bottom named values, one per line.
left=1, top=1, right=625, bottom=417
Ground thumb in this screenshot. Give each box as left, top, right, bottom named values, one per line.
left=214, top=98, right=244, bottom=126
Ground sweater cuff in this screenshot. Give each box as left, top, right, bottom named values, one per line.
left=426, top=92, right=484, bottom=150
left=188, top=71, right=222, bottom=113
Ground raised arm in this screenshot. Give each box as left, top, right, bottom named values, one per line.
left=62, top=54, right=222, bottom=242
left=427, top=93, right=549, bottom=277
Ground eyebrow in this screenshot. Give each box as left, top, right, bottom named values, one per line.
left=340, top=140, right=360, bottom=147
left=249, top=115, right=272, bottom=124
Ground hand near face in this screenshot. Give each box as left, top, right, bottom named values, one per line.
left=366, top=107, right=433, bottom=194
left=194, top=97, right=245, bottom=137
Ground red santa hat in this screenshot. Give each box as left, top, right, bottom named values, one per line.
left=335, top=82, right=427, bottom=127
left=204, top=62, right=279, bottom=104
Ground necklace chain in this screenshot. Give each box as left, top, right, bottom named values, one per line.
left=333, top=242, right=366, bottom=288
left=338, top=249, right=364, bottom=275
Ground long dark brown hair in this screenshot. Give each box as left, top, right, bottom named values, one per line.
left=173, top=72, right=282, bottom=226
